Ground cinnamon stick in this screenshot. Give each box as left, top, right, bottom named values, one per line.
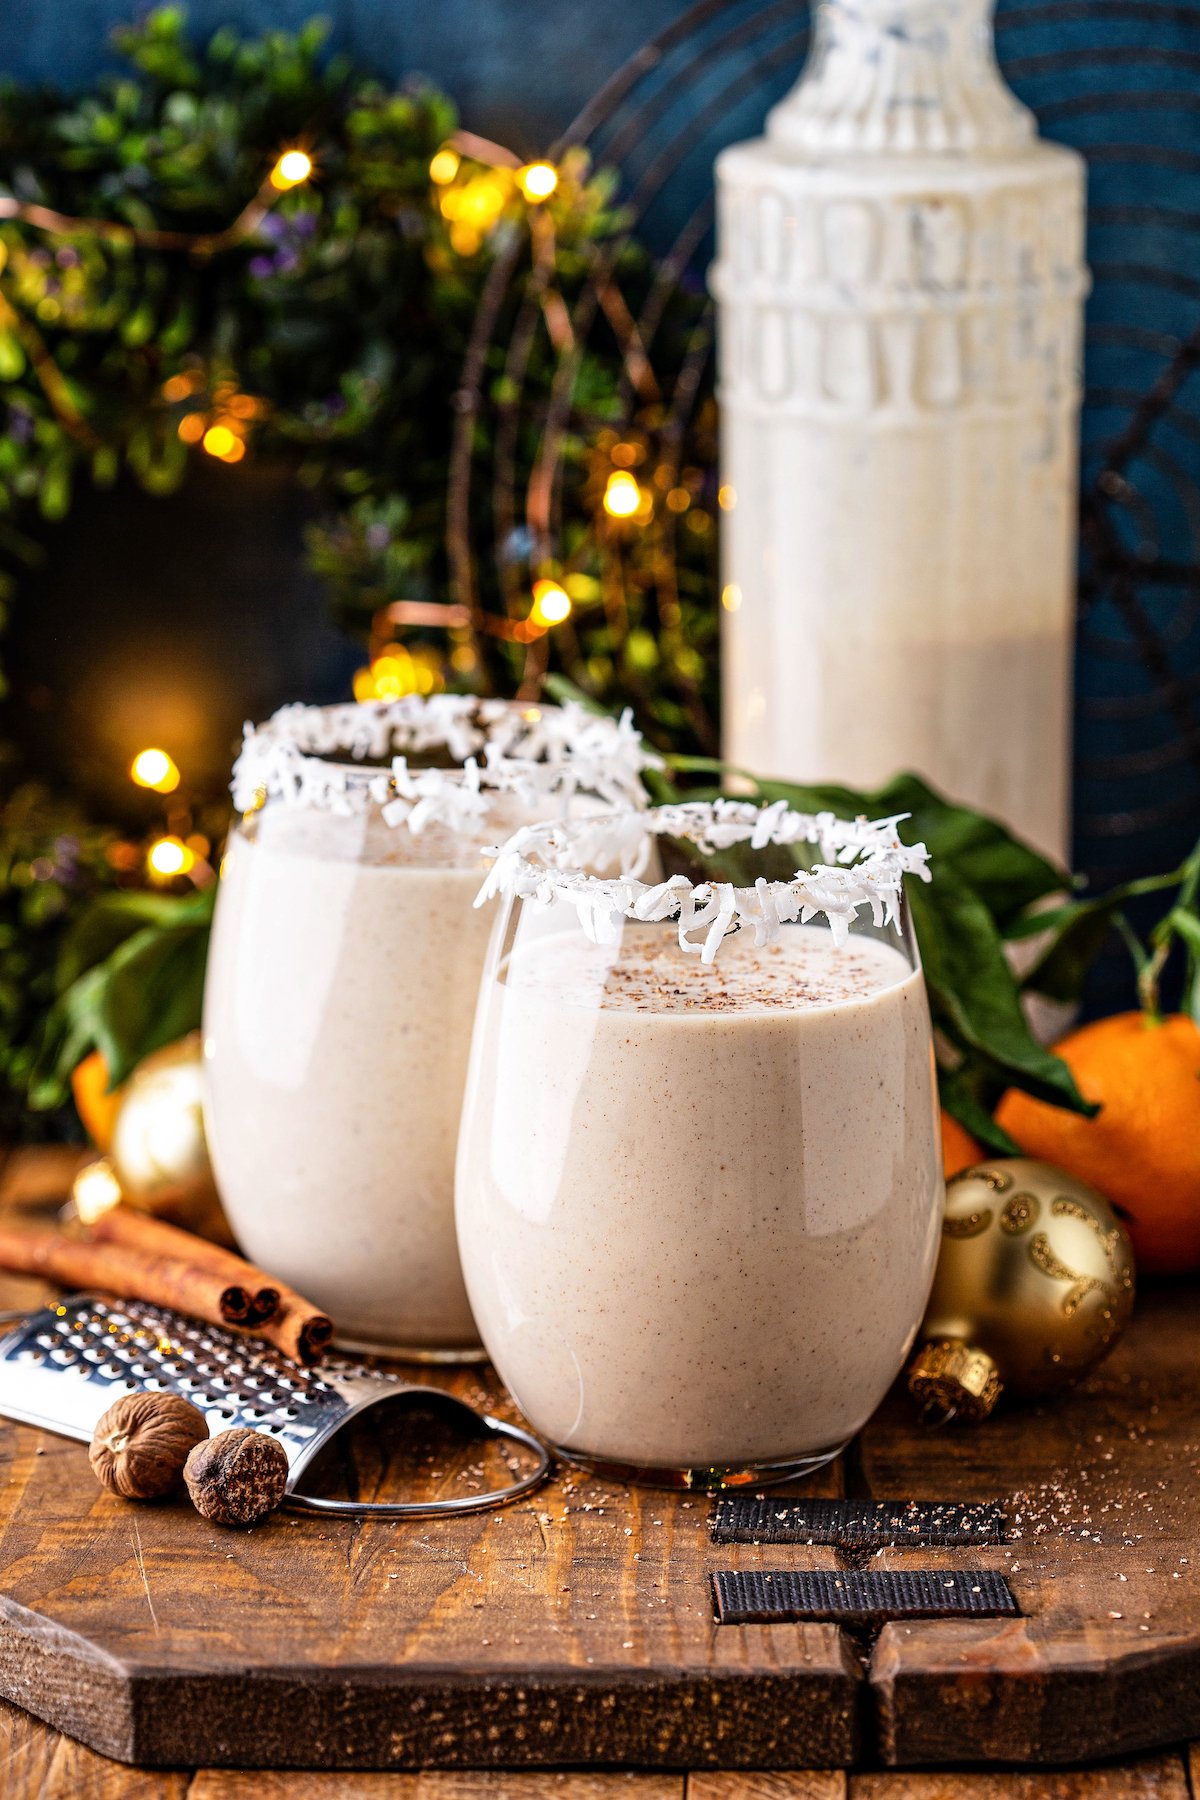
left=89, top=1208, right=333, bottom=1365
left=0, top=1226, right=251, bottom=1339
left=88, top=1205, right=280, bottom=1326
left=0, top=1226, right=333, bottom=1366
left=258, top=1299, right=334, bottom=1367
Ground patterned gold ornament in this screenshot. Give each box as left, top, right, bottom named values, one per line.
left=107, top=1035, right=232, bottom=1243
left=908, top=1157, right=1135, bottom=1422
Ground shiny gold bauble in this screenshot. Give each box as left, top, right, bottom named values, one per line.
left=107, top=1035, right=232, bottom=1244
left=908, top=1156, right=1135, bottom=1422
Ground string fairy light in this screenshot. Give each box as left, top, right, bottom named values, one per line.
left=603, top=470, right=642, bottom=519
left=1, top=87, right=717, bottom=727
left=147, top=837, right=195, bottom=880
left=130, top=748, right=180, bottom=794
left=270, top=149, right=314, bottom=191
left=0, top=137, right=314, bottom=467
left=529, top=579, right=572, bottom=628
left=202, top=423, right=245, bottom=463
left=518, top=162, right=558, bottom=203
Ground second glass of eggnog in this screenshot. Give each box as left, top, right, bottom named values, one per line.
left=202, top=697, right=655, bottom=1359
left=456, top=800, right=942, bottom=1484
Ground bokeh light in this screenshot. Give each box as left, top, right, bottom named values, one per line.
left=147, top=837, right=194, bottom=879
left=429, top=148, right=461, bottom=185
left=603, top=471, right=642, bottom=519
left=530, top=579, right=572, bottom=628
left=518, top=162, right=558, bottom=202
left=270, top=149, right=313, bottom=190
left=130, top=747, right=180, bottom=793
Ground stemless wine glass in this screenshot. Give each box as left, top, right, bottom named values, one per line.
left=456, top=799, right=942, bottom=1485
left=202, top=697, right=655, bottom=1359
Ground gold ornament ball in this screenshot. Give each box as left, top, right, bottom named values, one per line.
left=908, top=1156, right=1135, bottom=1421
left=109, top=1034, right=231, bottom=1243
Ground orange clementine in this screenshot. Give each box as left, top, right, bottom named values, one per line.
left=941, top=1111, right=983, bottom=1179
left=70, top=1051, right=123, bottom=1151
left=995, top=1011, right=1200, bottom=1274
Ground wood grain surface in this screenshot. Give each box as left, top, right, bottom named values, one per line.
left=0, top=1149, right=1195, bottom=1781
left=0, top=1695, right=1196, bottom=1800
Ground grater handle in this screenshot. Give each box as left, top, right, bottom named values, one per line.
left=285, top=1405, right=551, bottom=1516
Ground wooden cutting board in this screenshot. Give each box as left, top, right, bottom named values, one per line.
left=0, top=1148, right=1195, bottom=1773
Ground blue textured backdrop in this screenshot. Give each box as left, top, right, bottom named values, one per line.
left=4, top=1, right=1200, bottom=1010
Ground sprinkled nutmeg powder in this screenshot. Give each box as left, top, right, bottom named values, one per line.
left=504, top=921, right=909, bottom=1015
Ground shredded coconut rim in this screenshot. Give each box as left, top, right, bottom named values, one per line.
left=231, top=697, right=661, bottom=835
left=476, top=798, right=931, bottom=963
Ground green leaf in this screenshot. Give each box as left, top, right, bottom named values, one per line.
left=26, top=965, right=113, bottom=1110
left=28, top=887, right=214, bottom=1108
left=1018, top=861, right=1188, bottom=1004
left=1021, top=895, right=1128, bottom=1005
left=938, top=1066, right=1021, bottom=1156
left=1166, top=907, right=1200, bottom=957
left=541, top=673, right=607, bottom=715
left=907, top=874, right=1093, bottom=1112
left=92, top=913, right=210, bottom=1086
left=54, top=888, right=204, bottom=994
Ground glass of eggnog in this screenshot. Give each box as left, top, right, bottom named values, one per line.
left=456, top=798, right=942, bottom=1485
left=202, top=696, right=656, bottom=1359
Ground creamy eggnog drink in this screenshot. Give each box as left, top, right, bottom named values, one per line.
left=202, top=697, right=655, bottom=1357
left=457, top=800, right=941, bottom=1480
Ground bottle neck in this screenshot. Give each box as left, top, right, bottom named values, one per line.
left=767, top=0, right=1034, bottom=155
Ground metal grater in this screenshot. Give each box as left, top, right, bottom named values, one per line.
left=0, top=1294, right=549, bottom=1516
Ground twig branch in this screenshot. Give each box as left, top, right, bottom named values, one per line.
left=0, top=285, right=99, bottom=446
left=0, top=182, right=277, bottom=258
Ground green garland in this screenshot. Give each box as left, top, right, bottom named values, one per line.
left=0, top=6, right=717, bottom=732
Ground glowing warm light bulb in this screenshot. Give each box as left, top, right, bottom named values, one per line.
left=519, top=161, right=558, bottom=203
left=148, top=837, right=194, bottom=879
left=270, top=149, right=313, bottom=190
left=130, top=747, right=180, bottom=794
left=721, top=583, right=743, bottom=613
left=202, top=424, right=245, bottom=462
left=530, top=579, right=572, bottom=627
left=603, top=471, right=642, bottom=519
left=429, top=148, right=461, bottom=185
left=718, top=483, right=737, bottom=511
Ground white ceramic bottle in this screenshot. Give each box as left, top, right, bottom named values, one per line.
left=712, top=0, right=1088, bottom=860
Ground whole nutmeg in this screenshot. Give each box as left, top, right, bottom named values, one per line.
left=89, top=1392, right=210, bottom=1500
left=184, top=1427, right=288, bottom=1526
